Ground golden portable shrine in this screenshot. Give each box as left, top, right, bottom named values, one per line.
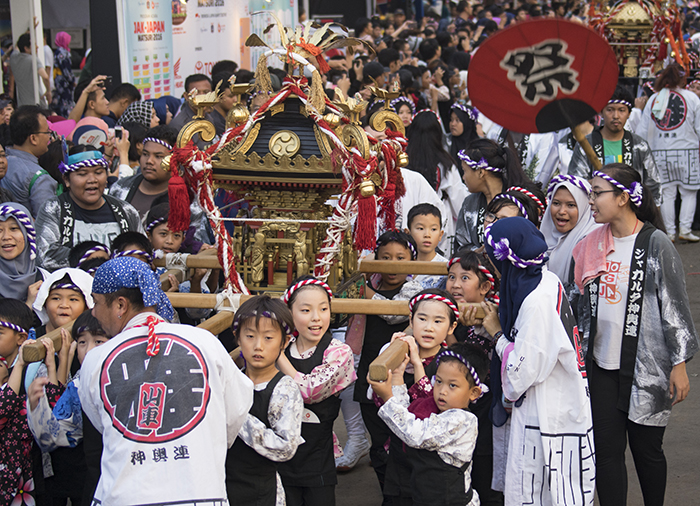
left=589, top=0, right=690, bottom=77
left=166, top=20, right=409, bottom=295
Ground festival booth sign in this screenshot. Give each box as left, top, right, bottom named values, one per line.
left=468, top=18, right=619, bottom=170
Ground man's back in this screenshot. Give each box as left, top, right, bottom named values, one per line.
left=10, top=51, right=36, bottom=107
left=3, top=147, right=57, bottom=217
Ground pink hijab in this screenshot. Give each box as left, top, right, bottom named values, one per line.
left=55, top=32, right=71, bottom=51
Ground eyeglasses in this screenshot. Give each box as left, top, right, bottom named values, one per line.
left=589, top=190, right=615, bottom=201
left=484, top=212, right=499, bottom=224
left=34, top=131, right=52, bottom=135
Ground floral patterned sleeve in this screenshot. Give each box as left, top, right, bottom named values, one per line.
left=407, top=375, right=433, bottom=401
left=293, top=339, right=357, bottom=404
left=27, top=380, right=82, bottom=452
left=378, top=396, right=478, bottom=467
left=238, top=376, right=304, bottom=462
left=0, top=384, right=22, bottom=428
left=44, top=382, right=65, bottom=408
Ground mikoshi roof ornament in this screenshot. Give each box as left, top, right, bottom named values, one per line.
left=468, top=18, right=618, bottom=171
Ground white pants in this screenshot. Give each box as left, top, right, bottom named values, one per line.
left=660, top=183, right=698, bottom=235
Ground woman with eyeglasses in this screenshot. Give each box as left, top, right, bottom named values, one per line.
left=453, top=138, right=530, bottom=254
left=573, top=163, right=699, bottom=506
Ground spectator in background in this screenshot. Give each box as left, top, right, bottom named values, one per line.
left=211, top=72, right=235, bottom=136
left=102, top=83, right=141, bottom=127
left=169, top=73, right=213, bottom=133
left=0, top=96, right=13, bottom=124
left=116, top=100, right=159, bottom=130
left=2, top=105, right=56, bottom=216
left=51, top=32, right=75, bottom=117
left=11, top=33, right=51, bottom=107
left=69, top=75, right=109, bottom=122
left=119, top=121, right=147, bottom=168
left=150, top=96, right=180, bottom=125
left=211, top=59, right=238, bottom=77
left=0, top=143, right=15, bottom=203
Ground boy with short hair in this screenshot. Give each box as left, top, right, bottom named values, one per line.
left=405, top=203, right=447, bottom=289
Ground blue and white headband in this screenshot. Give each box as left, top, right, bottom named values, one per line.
left=390, top=96, right=415, bottom=114
left=484, top=223, right=547, bottom=269
left=146, top=217, right=167, bottom=233
left=0, top=205, right=36, bottom=260
left=58, top=151, right=109, bottom=175
left=546, top=174, right=591, bottom=202
left=457, top=151, right=502, bottom=173
left=492, top=194, right=529, bottom=220
left=143, top=137, right=173, bottom=151
left=451, top=102, right=478, bottom=123
left=607, top=99, right=632, bottom=109
left=435, top=349, right=489, bottom=398
left=78, top=245, right=110, bottom=268
left=592, top=170, right=643, bottom=207
left=112, top=249, right=154, bottom=264
left=0, top=321, right=26, bottom=334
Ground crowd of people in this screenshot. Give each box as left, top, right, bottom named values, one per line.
left=0, top=1, right=699, bottom=506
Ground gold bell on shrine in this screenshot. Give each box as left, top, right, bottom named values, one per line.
left=359, top=178, right=376, bottom=197
left=397, top=152, right=409, bottom=167
left=161, top=154, right=172, bottom=172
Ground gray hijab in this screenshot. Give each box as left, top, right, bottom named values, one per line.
left=0, top=203, right=38, bottom=301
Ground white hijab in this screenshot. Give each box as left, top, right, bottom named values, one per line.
left=541, top=179, right=601, bottom=283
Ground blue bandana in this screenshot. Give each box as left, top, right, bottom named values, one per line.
left=92, top=257, right=175, bottom=321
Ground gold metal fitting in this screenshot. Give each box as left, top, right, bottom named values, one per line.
left=161, top=154, right=172, bottom=172
left=359, top=179, right=376, bottom=197
left=397, top=152, right=409, bottom=168
left=230, top=105, right=250, bottom=125
left=323, top=113, right=341, bottom=128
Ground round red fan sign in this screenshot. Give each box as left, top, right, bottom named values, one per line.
left=468, top=19, right=619, bottom=134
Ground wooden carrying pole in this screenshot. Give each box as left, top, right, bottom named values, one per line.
left=153, top=255, right=452, bottom=276
left=22, top=321, right=75, bottom=363
left=369, top=340, right=408, bottom=382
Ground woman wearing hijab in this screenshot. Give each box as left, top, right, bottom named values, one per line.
left=0, top=203, right=44, bottom=304
left=636, top=63, right=700, bottom=242
left=540, top=174, right=600, bottom=292
left=483, top=217, right=594, bottom=506
left=117, top=101, right=159, bottom=130
left=149, top=96, right=180, bottom=125
left=51, top=32, right=75, bottom=117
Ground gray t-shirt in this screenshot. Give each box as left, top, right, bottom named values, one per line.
left=10, top=51, right=46, bottom=107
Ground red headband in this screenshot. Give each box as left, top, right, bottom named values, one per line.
left=409, top=293, right=460, bottom=320
left=282, top=279, right=334, bottom=304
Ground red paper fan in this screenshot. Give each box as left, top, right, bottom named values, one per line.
left=468, top=19, right=619, bottom=134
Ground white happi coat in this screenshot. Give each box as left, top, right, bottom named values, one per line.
left=495, top=270, right=595, bottom=506
left=79, top=312, right=253, bottom=506
left=636, top=87, right=700, bottom=189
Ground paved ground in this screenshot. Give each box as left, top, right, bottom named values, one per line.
left=334, top=239, right=700, bottom=506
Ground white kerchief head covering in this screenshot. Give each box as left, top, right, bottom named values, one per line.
left=540, top=176, right=601, bottom=283
left=33, top=268, right=95, bottom=325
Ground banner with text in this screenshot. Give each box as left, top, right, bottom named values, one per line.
left=246, top=0, right=298, bottom=71
left=171, top=0, right=242, bottom=97
left=123, top=0, right=173, bottom=100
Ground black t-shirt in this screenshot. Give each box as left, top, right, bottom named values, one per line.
left=71, top=198, right=123, bottom=246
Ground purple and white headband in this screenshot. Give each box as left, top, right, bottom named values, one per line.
left=112, top=249, right=154, bottom=264
left=282, top=278, right=334, bottom=304
left=608, top=99, right=632, bottom=109
left=390, top=96, right=415, bottom=114
left=492, top=194, right=529, bottom=220
left=232, top=309, right=293, bottom=336
left=146, top=217, right=167, bottom=233
left=592, top=170, right=643, bottom=207
left=435, top=349, right=489, bottom=397
left=546, top=174, right=591, bottom=202
left=484, top=223, right=547, bottom=269
left=0, top=205, right=36, bottom=260
left=143, top=137, right=173, bottom=151
left=408, top=293, right=460, bottom=321
left=58, top=157, right=109, bottom=175
left=0, top=321, right=27, bottom=334
left=50, top=282, right=82, bottom=293
left=412, top=108, right=440, bottom=121
left=77, top=245, right=110, bottom=268
left=457, top=151, right=502, bottom=173
left=451, top=102, right=478, bottom=123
